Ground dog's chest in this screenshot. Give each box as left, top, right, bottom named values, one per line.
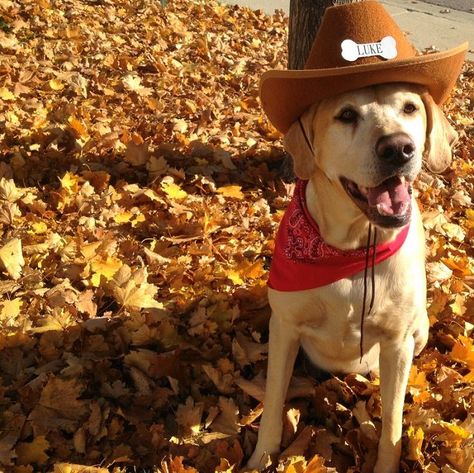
left=296, top=264, right=408, bottom=344
left=269, top=230, right=426, bottom=372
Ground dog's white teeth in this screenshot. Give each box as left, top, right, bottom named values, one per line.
left=376, top=203, right=392, bottom=216
left=376, top=201, right=409, bottom=217
left=359, top=186, right=368, bottom=196
left=400, top=176, right=406, bottom=184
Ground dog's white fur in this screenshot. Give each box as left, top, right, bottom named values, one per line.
left=248, top=84, right=457, bottom=472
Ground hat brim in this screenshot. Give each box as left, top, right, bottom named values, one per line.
left=260, top=42, right=468, bottom=134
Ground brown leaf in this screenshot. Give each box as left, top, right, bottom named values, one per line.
left=209, top=397, right=239, bottom=435
left=39, top=376, right=88, bottom=418
left=0, top=413, right=25, bottom=465
left=15, top=435, right=50, bottom=465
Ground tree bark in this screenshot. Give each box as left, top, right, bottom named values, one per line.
left=288, top=0, right=334, bottom=69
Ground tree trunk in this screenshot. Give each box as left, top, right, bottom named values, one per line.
left=288, top=0, right=333, bottom=69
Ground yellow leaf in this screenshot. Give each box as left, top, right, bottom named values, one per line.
left=68, top=116, right=88, bottom=138
left=244, top=260, right=266, bottom=279
left=113, top=268, right=163, bottom=309
left=451, top=335, right=474, bottom=368
left=227, top=270, right=244, bottom=285
left=466, top=209, right=474, bottom=221
left=0, top=238, right=24, bottom=280
left=16, top=435, right=49, bottom=465
left=440, top=421, right=471, bottom=440
left=0, top=87, right=15, bottom=101
left=406, top=426, right=424, bottom=461
left=49, top=79, right=64, bottom=91
left=283, top=458, right=307, bottom=473
left=227, top=260, right=266, bottom=285
left=131, top=213, right=145, bottom=227
left=304, top=455, right=329, bottom=473
left=29, top=308, right=75, bottom=333
left=442, top=256, right=473, bottom=277
left=30, top=221, right=48, bottom=235
left=173, top=118, right=188, bottom=134
left=0, top=298, right=22, bottom=325
left=115, top=279, right=163, bottom=309
left=91, top=257, right=123, bottom=287
left=441, top=223, right=465, bottom=243
left=0, top=177, right=23, bottom=202
left=408, top=366, right=430, bottom=403
left=217, top=185, right=244, bottom=200
left=60, top=172, right=81, bottom=194
left=162, top=181, right=187, bottom=200
left=54, top=464, right=109, bottom=473
left=450, top=294, right=466, bottom=316
left=114, top=211, right=133, bottom=224
left=122, top=74, right=142, bottom=91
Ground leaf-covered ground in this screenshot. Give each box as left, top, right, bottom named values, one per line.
left=0, top=0, right=473, bottom=472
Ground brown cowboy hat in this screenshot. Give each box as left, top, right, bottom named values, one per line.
left=260, top=0, right=468, bottom=134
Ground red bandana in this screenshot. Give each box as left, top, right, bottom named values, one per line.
left=268, top=180, right=409, bottom=292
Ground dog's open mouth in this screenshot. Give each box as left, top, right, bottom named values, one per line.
left=341, top=175, right=412, bottom=228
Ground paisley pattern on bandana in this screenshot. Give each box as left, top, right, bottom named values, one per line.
left=284, top=180, right=364, bottom=262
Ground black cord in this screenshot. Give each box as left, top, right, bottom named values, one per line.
left=369, top=227, right=378, bottom=315
left=360, top=224, right=372, bottom=361
left=298, top=117, right=314, bottom=155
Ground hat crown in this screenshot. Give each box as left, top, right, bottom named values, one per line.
left=305, top=1, right=416, bottom=69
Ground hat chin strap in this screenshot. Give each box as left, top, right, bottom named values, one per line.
left=297, top=117, right=315, bottom=156
left=360, top=224, right=377, bottom=362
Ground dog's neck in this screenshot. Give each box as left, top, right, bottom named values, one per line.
left=306, top=170, right=402, bottom=250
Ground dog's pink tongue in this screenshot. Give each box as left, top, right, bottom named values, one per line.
left=367, top=176, right=410, bottom=215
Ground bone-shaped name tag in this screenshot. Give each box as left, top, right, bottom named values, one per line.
left=341, top=36, right=397, bottom=62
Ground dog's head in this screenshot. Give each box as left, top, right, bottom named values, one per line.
left=284, top=83, right=458, bottom=228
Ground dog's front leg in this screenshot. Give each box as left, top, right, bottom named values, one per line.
left=247, top=314, right=300, bottom=470
left=374, top=335, right=415, bottom=473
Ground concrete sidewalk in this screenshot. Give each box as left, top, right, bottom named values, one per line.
left=221, top=0, right=473, bottom=61
left=382, top=0, right=473, bottom=60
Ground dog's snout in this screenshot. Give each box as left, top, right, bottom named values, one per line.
left=376, top=133, right=415, bottom=165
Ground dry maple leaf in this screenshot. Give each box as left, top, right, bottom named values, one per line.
left=0, top=298, right=22, bottom=327
left=53, top=464, right=109, bottom=473
left=0, top=178, right=23, bottom=202
left=209, top=397, right=239, bottom=436
left=38, top=376, right=88, bottom=418
left=0, top=238, right=24, bottom=280
left=176, top=397, right=205, bottom=436
left=15, top=435, right=50, bottom=465
left=112, top=267, right=163, bottom=310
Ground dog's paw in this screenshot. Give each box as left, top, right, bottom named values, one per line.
left=374, top=448, right=401, bottom=473
left=374, top=461, right=399, bottom=473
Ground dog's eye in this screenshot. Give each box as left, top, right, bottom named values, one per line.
left=403, top=102, right=418, bottom=114
left=336, top=108, right=358, bottom=123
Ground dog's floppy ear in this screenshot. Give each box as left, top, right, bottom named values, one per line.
left=422, top=93, right=458, bottom=173
left=283, top=105, right=318, bottom=179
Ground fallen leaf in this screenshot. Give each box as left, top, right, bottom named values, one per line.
left=217, top=185, right=244, bottom=200
left=0, top=238, right=24, bottom=280
left=15, top=435, right=50, bottom=465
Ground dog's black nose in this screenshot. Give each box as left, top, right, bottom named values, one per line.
left=376, top=133, right=415, bottom=165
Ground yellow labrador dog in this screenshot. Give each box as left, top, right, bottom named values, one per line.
left=248, top=83, right=457, bottom=472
